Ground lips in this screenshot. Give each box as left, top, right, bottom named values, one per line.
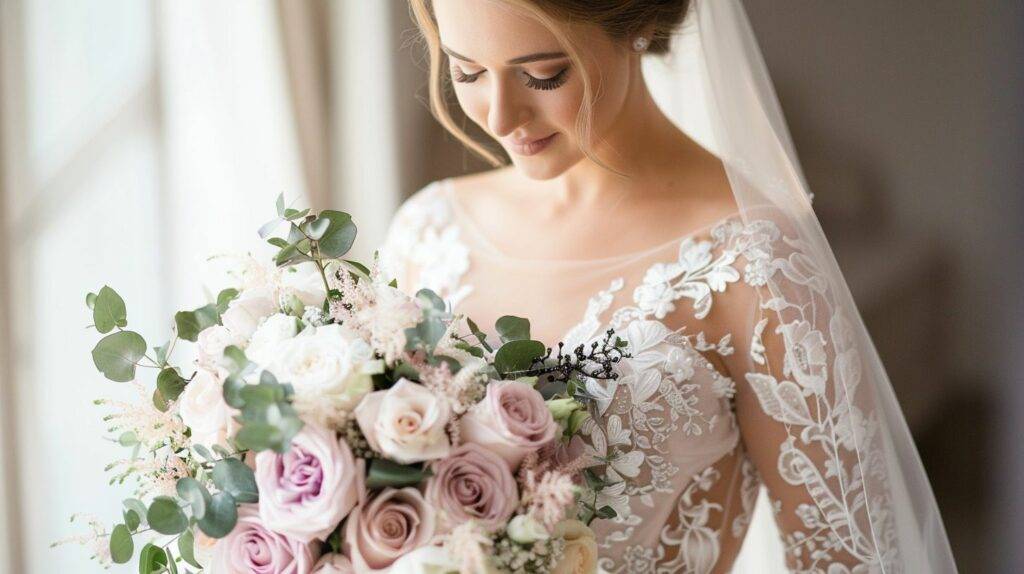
left=508, top=133, right=557, bottom=156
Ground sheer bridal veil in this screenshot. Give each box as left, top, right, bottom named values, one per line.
left=642, top=0, right=957, bottom=571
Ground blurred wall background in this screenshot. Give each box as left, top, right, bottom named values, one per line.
left=0, top=1, right=1020, bottom=573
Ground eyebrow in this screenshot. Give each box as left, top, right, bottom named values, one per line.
left=441, top=45, right=568, bottom=65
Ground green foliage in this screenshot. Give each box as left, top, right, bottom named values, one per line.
left=494, top=340, right=546, bottom=376
left=138, top=543, right=168, bottom=574
left=92, top=286, right=127, bottom=334
left=215, top=288, right=240, bottom=315
left=147, top=496, right=188, bottom=535
left=315, top=210, right=357, bottom=258
left=232, top=370, right=303, bottom=453
left=495, top=316, right=530, bottom=343
left=178, top=529, right=201, bottom=569
left=174, top=304, right=220, bottom=342
left=91, top=330, right=148, bottom=382
left=366, top=459, right=433, bottom=489
left=212, top=458, right=258, bottom=504
left=198, top=492, right=238, bottom=538
left=176, top=477, right=211, bottom=520
left=156, top=367, right=187, bottom=403
left=109, top=523, right=133, bottom=564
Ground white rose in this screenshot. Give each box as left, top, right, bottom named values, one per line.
left=196, top=325, right=246, bottom=369
left=507, top=514, right=549, bottom=544
left=354, top=379, right=451, bottom=464
left=389, top=545, right=460, bottom=574
left=279, top=262, right=327, bottom=307
left=221, top=286, right=279, bottom=339
left=247, top=313, right=299, bottom=367
left=268, top=323, right=376, bottom=427
left=551, top=520, right=598, bottom=574
left=178, top=367, right=238, bottom=450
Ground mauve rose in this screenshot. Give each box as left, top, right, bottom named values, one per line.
left=312, top=553, right=355, bottom=574
left=210, top=504, right=320, bottom=574
left=425, top=443, right=518, bottom=533
left=354, top=379, right=451, bottom=464
left=255, top=423, right=360, bottom=543
left=460, top=380, right=558, bottom=470
left=343, top=487, right=437, bottom=573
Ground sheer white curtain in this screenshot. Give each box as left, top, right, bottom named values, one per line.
left=0, top=1, right=305, bottom=572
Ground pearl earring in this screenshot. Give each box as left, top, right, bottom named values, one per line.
left=632, top=36, right=650, bottom=53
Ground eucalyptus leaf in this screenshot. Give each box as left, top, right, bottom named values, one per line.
left=176, top=477, right=212, bottom=520
left=138, top=543, right=168, bottom=574
left=123, top=508, right=140, bottom=532
left=316, top=210, right=357, bottom=258
left=415, top=288, right=446, bottom=313
left=366, top=459, right=432, bottom=489
left=302, top=217, right=330, bottom=240
left=216, top=288, right=240, bottom=315
left=495, top=316, right=531, bottom=343
left=85, top=292, right=97, bottom=310
left=258, top=216, right=283, bottom=240
left=123, top=499, right=149, bottom=527
left=212, top=459, right=259, bottom=504
left=147, top=496, right=188, bottom=535
left=157, top=367, right=187, bottom=403
left=493, top=340, right=546, bottom=376
left=174, top=304, right=220, bottom=342
left=93, top=285, right=127, bottom=334
left=91, top=330, right=147, bottom=382
left=153, top=341, right=170, bottom=367
left=466, top=317, right=493, bottom=352
left=109, top=523, right=133, bottom=564
left=198, top=492, right=238, bottom=538
left=178, top=529, right=201, bottom=569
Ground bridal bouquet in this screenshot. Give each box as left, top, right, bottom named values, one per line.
left=63, top=196, right=627, bottom=573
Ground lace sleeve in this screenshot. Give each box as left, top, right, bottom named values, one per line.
left=377, top=180, right=472, bottom=305
left=724, top=214, right=901, bottom=572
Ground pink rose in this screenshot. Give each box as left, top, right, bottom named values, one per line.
left=354, top=379, right=451, bottom=464
left=312, top=553, right=355, bottom=573
left=460, top=380, right=558, bottom=469
left=178, top=366, right=238, bottom=450
left=211, top=504, right=320, bottom=573
left=255, top=423, right=360, bottom=543
left=343, top=487, right=437, bottom=573
left=425, top=443, right=519, bottom=532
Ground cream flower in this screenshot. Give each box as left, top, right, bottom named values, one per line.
left=177, top=366, right=238, bottom=450
left=355, top=379, right=451, bottom=464
left=551, top=520, right=598, bottom=574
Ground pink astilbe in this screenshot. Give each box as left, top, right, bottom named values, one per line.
left=444, top=520, right=494, bottom=574
left=327, top=260, right=420, bottom=365
left=50, top=514, right=112, bottom=567
left=97, top=383, right=188, bottom=450
left=518, top=451, right=579, bottom=531
left=108, top=453, right=190, bottom=498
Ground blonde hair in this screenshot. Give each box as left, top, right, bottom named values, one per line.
left=407, top=0, right=691, bottom=171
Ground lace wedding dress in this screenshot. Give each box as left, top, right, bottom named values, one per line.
left=381, top=177, right=892, bottom=572
left=382, top=2, right=956, bottom=571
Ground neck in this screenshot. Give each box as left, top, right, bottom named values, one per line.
left=555, top=63, right=700, bottom=206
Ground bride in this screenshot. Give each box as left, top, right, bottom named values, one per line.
left=382, top=0, right=958, bottom=572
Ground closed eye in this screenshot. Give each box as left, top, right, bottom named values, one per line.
left=451, top=66, right=571, bottom=91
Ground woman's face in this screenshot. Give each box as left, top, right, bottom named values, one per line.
left=432, top=0, right=635, bottom=180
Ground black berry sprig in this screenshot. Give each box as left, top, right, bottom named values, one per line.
left=518, top=328, right=631, bottom=384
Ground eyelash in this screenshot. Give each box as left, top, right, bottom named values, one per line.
left=451, top=67, right=570, bottom=91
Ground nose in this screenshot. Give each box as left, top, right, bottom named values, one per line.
left=487, top=76, right=531, bottom=139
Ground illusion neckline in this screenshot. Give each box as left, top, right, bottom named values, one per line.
left=440, top=176, right=743, bottom=267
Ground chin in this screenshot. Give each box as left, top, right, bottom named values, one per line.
left=508, top=151, right=580, bottom=181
